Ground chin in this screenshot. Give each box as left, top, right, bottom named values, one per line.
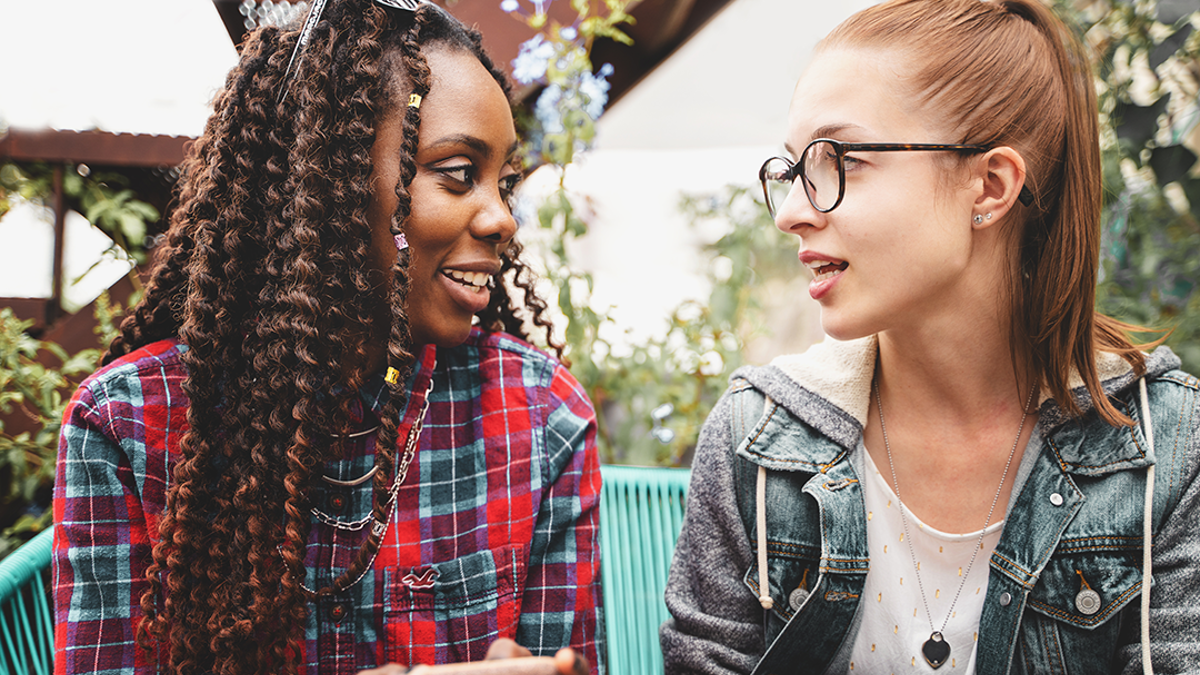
left=431, top=323, right=476, bottom=348
left=818, top=309, right=875, bottom=343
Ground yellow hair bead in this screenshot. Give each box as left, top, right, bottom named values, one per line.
left=408, top=93, right=422, bottom=109
left=385, top=367, right=400, bottom=385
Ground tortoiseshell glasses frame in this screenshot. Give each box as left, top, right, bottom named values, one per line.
left=759, top=138, right=991, bottom=217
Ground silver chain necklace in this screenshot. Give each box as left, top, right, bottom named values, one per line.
left=874, top=381, right=1035, bottom=669
left=283, top=378, right=434, bottom=596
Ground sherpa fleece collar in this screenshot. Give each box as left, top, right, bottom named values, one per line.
left=736, top=335, right=1180, bottom=446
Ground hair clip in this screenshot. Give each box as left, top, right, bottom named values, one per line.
left=385, top=367, right=401, bottom=385
left=278, top=0, right=427, bottom=105
left=394, top=233, right=408, bottom=251
left=408, top=93, right=423, bottom=109
left=375, top=0, right=423, bottom=10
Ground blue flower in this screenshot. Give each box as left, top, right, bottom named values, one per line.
left=512, top=35, right=555, bottom=85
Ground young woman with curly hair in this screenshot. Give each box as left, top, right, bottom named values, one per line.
left=662, top=0, right=1200, bottom=672
left=52, top=3, right=600, bottom=675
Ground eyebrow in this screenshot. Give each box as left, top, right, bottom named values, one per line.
left=784, top=123, right=867, bottom=156
left=423, top=134, right=520, bottom=161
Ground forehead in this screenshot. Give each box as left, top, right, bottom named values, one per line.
left=787, top=48, right=931, bottom=147
left=413, top=46, right=515, bottom=150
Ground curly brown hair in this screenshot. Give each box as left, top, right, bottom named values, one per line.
left=101, top=3, right=560, bottom=674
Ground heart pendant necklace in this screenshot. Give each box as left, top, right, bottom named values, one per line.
left=874, top=381, right=1035, bottom=669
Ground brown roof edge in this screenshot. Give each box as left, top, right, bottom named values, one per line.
left=0, top=128, right=193, bottom=168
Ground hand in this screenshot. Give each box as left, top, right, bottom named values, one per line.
left=485, top=639, right=589, bottom=675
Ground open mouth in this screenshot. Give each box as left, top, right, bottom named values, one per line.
left=442, top=269, right=491, bottom=293
left=805, top=260, right=848, bottom=281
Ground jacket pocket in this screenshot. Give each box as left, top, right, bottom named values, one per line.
left=1017, top=549, right=1141, bottom=673
left=743, top=544, right=822, bottom=644
left=383, top=544, right=528, bottom=666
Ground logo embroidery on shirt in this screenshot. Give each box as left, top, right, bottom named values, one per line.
left=401, top=568, right=439, bottom=590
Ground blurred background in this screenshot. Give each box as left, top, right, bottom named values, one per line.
left=1, top=0, right=1197, bottom=552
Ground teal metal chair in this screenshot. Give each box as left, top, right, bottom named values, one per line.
left=598, top=464, right=690, bottom=675
left=0, top=527, right=54, bottom=675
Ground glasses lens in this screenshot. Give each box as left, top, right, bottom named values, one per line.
left=760, top=157, right=795, bottom=217
left=802, top=141, right=842, bottom=212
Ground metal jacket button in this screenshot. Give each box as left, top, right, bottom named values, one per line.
left=1076, top=589, right=1102, bottom=615
left=789, top=587, right=809, bottom=611
left=999, top=592, right=1012, bottom=606
left=1050, top=493, right=1064, bottom=506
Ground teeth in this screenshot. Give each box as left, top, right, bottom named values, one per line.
left=445, top=269, right=489, bottom=291
left=805, top=260, right=846, bottom=282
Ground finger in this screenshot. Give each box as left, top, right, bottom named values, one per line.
left=485, top=638, right=531, bottom=660
left=553, top=648, right=588, bottom=675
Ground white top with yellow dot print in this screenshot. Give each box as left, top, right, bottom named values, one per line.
left=847, top=447, right=1003, bottom=673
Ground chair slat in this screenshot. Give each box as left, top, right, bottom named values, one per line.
left=599, top=465, right=690, bottom=675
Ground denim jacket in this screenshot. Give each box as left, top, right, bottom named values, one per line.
left=661, top=337, right=1200, bottom=674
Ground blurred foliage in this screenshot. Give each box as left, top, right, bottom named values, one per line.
left=1060, top=0, right=1200, bottom=370
left=527, top=0, right=1200, bottom=466
left=534, top=186, right=793, bottom=465
left=0, top=161, right=159, bottom=267
left=0, top=294, right=122, bottom=558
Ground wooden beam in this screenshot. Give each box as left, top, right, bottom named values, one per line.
left=49, top=165, right=65, bottom=324
left=0, top=129, right=191, bottom=168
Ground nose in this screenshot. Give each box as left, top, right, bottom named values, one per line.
left=473, top=188, right=518, bottom=246
left=773, top=180, right=825, bottom=236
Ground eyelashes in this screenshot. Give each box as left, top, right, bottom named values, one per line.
left=431, top=163, right=522, bottom=209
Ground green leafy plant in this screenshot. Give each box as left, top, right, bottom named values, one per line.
left=1062, top=0, right=1200, bottom=370
left=0, top=294, right=121, bottom=558
left=0, top=161, right=159, bottom=270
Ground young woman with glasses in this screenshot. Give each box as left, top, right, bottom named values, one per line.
left=52, top=3, right=599, bottom=675
left=662, top=0, right=1199, bottom=672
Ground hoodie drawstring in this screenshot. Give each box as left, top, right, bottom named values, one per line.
left=1139, top=377, right=1155, bottom=675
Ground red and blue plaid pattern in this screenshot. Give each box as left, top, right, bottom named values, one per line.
left=53, top=328, right=603, bottom=675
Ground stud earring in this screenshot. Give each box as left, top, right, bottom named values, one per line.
left=973, top=214, right=984, bottom=225
left=985, top=212, right=993, bottom=220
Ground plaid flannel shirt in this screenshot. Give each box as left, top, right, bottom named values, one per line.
left=53, top=328, right=603, bottom=675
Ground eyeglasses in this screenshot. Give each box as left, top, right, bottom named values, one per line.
left=278, top=0, right=425, bottom=104
left=759, top=138, right=990, bottom=217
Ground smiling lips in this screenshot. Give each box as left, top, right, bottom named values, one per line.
left=443, top=268, right=491, bottom=293
left=800, top=255, right=848, bottom=300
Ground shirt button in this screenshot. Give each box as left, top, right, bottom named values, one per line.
left=1050, top=493, right=1064, bottom=506
left=999, top=592, right=1012, bottom=606
left=328, top=603, right=347, bottom=623
left=328, top=493, right=347, bottom=513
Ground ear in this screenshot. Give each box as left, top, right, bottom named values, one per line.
left=971, top=147, right=1027, bottom=230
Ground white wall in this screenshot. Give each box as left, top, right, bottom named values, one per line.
left=0, top=0, right=237, bottom=307
left=540, top=0, right=877, bottom=360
